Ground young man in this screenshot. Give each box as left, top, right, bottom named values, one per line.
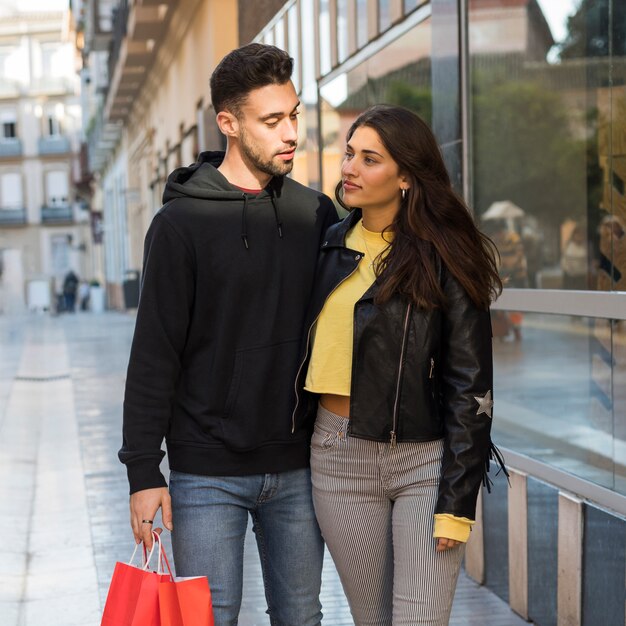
left=119, top=43, right=337, bottom=625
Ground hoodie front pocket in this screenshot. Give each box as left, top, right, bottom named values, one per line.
left=223, top=355, right=244, bottom=418
left=220, top=339, right=301, bottom=450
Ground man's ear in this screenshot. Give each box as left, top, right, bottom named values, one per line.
left=216, top=111, right=239, bottom=138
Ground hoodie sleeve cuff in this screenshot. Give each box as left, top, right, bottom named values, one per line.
left=433, top=513, right=474, bottom=543
left=126, top=462, right=168, bottom=495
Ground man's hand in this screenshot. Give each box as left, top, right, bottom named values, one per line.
left=436, top=537, right=461, bottom=552
left=130, top=487, right=172, bottom=549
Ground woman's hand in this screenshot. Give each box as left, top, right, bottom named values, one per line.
left=436, top=537, right=461, bottom=552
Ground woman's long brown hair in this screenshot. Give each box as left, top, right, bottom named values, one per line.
left=336, top=105, right=502, bottom=310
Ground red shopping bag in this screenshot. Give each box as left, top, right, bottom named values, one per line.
left=157, top=539, right=214, bottom=626
left=100, top=533, right=170, bottom=626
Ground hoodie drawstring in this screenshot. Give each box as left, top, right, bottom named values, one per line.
left=241, top=194, right=249, bottom=249
left=271, top=194, right=284, bottom=239
left=240, top=188, right=284, bottom=249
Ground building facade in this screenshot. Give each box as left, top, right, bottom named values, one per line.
left=81, top=0, right=238, bottom=309
left=84, top=1, right=625, bottom=624
left=0, top=6, right=90, bottom=313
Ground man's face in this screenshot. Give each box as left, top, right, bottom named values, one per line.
left=236, top=81, right=300, bottom=178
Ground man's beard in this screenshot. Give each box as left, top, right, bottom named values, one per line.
left=240, top=129, right=295, bottom=178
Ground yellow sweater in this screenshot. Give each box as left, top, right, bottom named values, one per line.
left=305, top=219, right=473, bottom=543
left=305, top=220, right=390, bottom=394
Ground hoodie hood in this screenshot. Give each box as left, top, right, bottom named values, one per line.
left=163, top=150, right=284, bottom=248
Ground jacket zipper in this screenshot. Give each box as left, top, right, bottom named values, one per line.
left=429, top=357, right=435, bottom=379
left=291, top=257, right=362, bottom=433
left=390, top=302, right=412, bottom=447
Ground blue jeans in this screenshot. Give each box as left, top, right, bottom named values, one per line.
left=169, top=468, right=324, bottom=626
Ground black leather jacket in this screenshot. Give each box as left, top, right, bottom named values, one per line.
left=294, top=209, right=498, bottom=520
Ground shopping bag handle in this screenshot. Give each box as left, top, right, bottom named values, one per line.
left=152, top=531, right=175, bottom=580
left=128, top=532, right=158, bottom=570
left=127, top=531, right=174, bottom=579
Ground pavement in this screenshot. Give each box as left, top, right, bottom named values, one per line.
left=0, top=311, right=530, bottom=626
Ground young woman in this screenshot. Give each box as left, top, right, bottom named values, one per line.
left=293, top=105, right=505, bottom=625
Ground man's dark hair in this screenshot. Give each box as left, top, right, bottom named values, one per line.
left=210, top=43, right=293, bottom=116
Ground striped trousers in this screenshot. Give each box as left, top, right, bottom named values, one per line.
left=310, top=405, right=464, bottom=626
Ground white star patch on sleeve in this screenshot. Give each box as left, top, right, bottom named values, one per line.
left=474, top=390, right=493, bottom=418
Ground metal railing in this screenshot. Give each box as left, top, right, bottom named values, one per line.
left=86, top=104, right=122, bottom=173
left=38, top=135, right=71, bottom=155
left=107, top=0, right=129, bottom=91
left=29, top=76, right=75, bottom=95
left=0, top=139, right=22, bottom=157
left=41, top=204, right=73, bottom=223
left=0, top=207, right=27, bottom=225
left=0, top=79, right=20, bottom=98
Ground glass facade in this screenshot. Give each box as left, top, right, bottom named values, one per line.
left=469, top=0, right=626, bottom=293
left=469, top=0, right=626, bottom=494
left=492, top=312, right=625, bottom=494
left=255, top=0, right=626, bottom=505
left=319, top=18, right=432, bottom=198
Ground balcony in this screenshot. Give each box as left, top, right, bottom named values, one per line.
left=104, top=0, right=177, bottom=122
left=29, top=76, right=76, bottom=96
left=0, top=138, right=22, bottom=158
left=0, top=79, right=20, bottom=99
left=84, top=0, right=114, bottom=53
left=0, top=207, right=27, bottom=226
left=41, top=204, right=73, bottom=224
left=87, top=105, right=122, bottom=173
left=38, top=135, right=71, bottom=155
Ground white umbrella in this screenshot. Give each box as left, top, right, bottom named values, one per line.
left=482, top=200, right=525, bottom=220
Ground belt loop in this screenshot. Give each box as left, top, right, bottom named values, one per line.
left=340, top=417, right=350, bottom=438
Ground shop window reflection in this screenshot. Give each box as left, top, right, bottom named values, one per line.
left=274, top=18, right=285, bottom=51
left=319, top=18, right=432, bottom=198
left=379, top=0, right=391, bottom=32
left=357, top=0, right=368, bottom=49
left=469, top=0, right=626, bottom=292
left=287, top=5, right=300, bottom=94
left=404, top=0, right=420, bottom=14
left=492, top=312, right=625, bottom=494
left=337, top=0, right=349, bottom=63
left=292, top=0, right=321, bottom=191
left=319, top=0, right=331, bottom=76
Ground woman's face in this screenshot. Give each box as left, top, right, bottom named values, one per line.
left=341, top=125, right=405, bottom=219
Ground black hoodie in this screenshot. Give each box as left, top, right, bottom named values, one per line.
left=119, top=151, right=338, bottom=494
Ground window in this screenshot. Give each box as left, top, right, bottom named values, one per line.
left=491, top=312, right=624, bottom=495
left=319, top=0, right=331, bottom=75
left=319, top=18, right=432, bottom=198
left=0, top=47, right=11, bottom=77
left=470, top=0, right=626, bottom=498
left=51, top=234, right=70, bottom=275
left=287, top=4, right=301, bottom=93
left=379, top=0, right=391, bottom=32
left=3, top=121, right=15, bottom=139
left=41, top=42, right=62, bottom=78
left=356, top=0, right=368, bottom=48
left=45, top=170, right=69, bottom=207
left=469, top=0, right=626, bottom=293
left=0, top=172, right=22, bottom=208
left=47, top=114, right=61, bottom=136
left=337, top=0, right=349, bottom=63
left=1, top=111, right=17, bottom=140
left=43, top=103, right=64, bottom=137
left=274, top=18, right=285, bottom=51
